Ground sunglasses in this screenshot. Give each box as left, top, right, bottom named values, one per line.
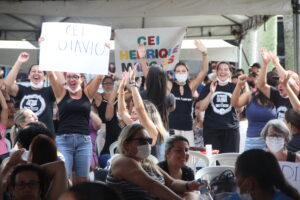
left=129, top=137, right=153, bottom=145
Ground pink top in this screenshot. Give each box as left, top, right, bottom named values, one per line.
left=0, top=123, right=7, bottom=155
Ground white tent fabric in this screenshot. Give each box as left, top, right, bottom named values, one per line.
left=0, top=0, right=291, bottom=17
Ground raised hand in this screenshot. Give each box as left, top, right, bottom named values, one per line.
left=129, top=63, right=138, bottom=83
left=280, top=72, right=291, bottom=88
left=137, top=43, right=146, bottom=58
left=269, top=52, right=280, bottom=66
left=194, top=40, right=207, bottom=54
left=261, top=48, right=271, bottom=65
left=17, top=52, right=30, bottom=63
left=210, top=81, right=218, bottom=93
left=237, top=74, right=248, bottom=87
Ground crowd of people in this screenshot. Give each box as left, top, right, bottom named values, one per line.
left=0, top=40, right=300, bottom=200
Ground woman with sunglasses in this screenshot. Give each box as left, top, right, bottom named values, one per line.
left=118, top=68, right=168, bottom=159
left=106, top=123, right=203, bottom=200
left=48, top=71, right=103, bottom=184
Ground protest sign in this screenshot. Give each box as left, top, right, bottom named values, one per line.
left=279, top=161, right=300, bottom=192
left=115, top=27, right=186, bottom=75
left=39, top=22, right=111, bottom=74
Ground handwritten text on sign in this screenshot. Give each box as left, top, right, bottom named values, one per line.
left=115, top=27, right=185, bottom=75
left=279, top=161, right=300, bottom=192
left=39, top=22, right=111, bottom=74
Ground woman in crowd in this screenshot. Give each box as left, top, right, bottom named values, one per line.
left=137, top=45, right=176, bottom=129
left=10, top=108, right=38, bottom=146
left=285, top=108, right=300, bottom=152
left=4, top=52, right=59, bottom=133
left=261, top=119, right=300, bottom=162
left=106, top=123, right=202, bottom=200
left=48, top=70, right=103, bottom=183
left=118, top=69, right=168, bottom=159
left=158, top=135, right=194, bottom=181
left=0, top=90, right=8, bottom=164
left=94, top=75, right=122, bottom=167
left=231, top=74, right=276, bottom=151
left=198, top=62, right=239, bottom=153
left=168, top=40, right=208, bottom=146
left=228, top=149, right=300, bottom=200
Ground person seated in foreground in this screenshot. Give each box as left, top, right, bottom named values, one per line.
left=158, top=135, right=194, bottom=181
left=106, top=123, right=204, bottom=200
left=58, top=182, right=122, bottom=200
left=227, top=149, right=300, bottom=200
left=261, top=119, right=300, bottom=162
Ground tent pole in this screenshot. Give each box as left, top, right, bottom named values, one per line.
left=293, top=0, right=300, bottom=73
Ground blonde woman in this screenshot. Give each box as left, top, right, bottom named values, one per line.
left=106, top=123, right=202, bottom=200
left=118, top=69, right=167, bottom=159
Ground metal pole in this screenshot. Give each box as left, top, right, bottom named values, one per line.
left=292, top=0, right=300, bottom=74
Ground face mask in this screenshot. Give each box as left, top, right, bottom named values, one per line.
left=175, top=74, right=188, bottom=83
left=266, top=136, right=285, bottom=153
left=65, top=85, right=81, bottom=94
left=30, top=81, right=44, bottom=89
left=217, top=77, right=231, bottom=84
left=135, top=144, right=151, bottom=159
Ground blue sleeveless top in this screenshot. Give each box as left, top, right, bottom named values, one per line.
left=245, top=92, right=276, bottom=137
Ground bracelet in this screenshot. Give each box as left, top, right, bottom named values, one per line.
left=129, top=82, right=138, bottom=87
left=185, top=182, right=189, bottom=190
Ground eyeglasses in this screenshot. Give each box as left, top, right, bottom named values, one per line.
left=66, top=75, right=80, bottom=80
left=15, top=181, right=40, bottom=189
left=129, top=137, right=153, bottom=145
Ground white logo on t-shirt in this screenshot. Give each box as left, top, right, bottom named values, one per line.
left=20, top=94, right=46, bottom=116
left=277, top=106, right=287, bottom=120
left=211, top=91, right=232, bottom=115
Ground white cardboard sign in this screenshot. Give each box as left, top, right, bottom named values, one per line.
left=39, top=22, right=111, bottom=74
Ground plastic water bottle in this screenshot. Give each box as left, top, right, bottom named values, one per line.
left=197, top=178, right=213, bottom=200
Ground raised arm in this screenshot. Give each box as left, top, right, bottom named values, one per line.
left=269, top=52, right=287, bottom=81
left=47, top=71, right=66, bottom=101
left=198, top=81, right=217, bottom=112
left=129, top=66, right=158, bottom=145
left=281, top=73, right=300, bottom=110
left=105, top=80, right=119, bottom=121
left=137, top=44, right=148, bottom=78
left=4, top=52, right=30, bottom=97
left=231, top=74, right=251, bottom=108
left=85, top=75, right=104, bottom=100
left=189, top=40, right=209, bottom=93
left=0, top=90, right=8, bottom=127
left=118, top=74, right=133, bottom=125
left=257, top=48, right=271, bottom=98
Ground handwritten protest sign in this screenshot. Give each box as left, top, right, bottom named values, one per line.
left=279, top=161, right=300, bottom=192
left=39, top=22, right=111, bottom=74
left=114, top=27, right=186, bottom=75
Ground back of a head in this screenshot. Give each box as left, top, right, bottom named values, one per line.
left=30, top=134, right=58, bottom=165
left=67, top=182, right=122, bottom=200
left=236, top=149, right=300, bottom=199
left=16, top=121, right=53, bottom=150
left=285, top=108, right=300, bottom=130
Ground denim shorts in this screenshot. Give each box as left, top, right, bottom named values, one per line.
left=244, top=137, right=266, bottom=152
left=56, top=134, right=92, bottom=178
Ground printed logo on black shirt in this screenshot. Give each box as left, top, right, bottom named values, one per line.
left=211, top=91, right=232, bottom=115
left=20, top=94, right=46, bottom=116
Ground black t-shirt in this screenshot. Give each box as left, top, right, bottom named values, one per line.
left=97, top=98, right=121, bottom=155
left=158, top=160, right=194, bottom=181
left=199, top=82, right=239, bottom=130
left=16, top=85, right=55, bottom=133
left=270, top=87, right=297, bottom=120
left=287, top=132, right=300, bottom=152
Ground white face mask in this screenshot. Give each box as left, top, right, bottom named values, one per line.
left=266, top=136, right=285, bottom=153
left=175, top=74, right=188, bottom=83
left=217, top=77, right=231, bottom=84
left=65, top=85, right=81, bottom=94
left=135, top=144, right=151, bottom=159
left=30, top=81, right=44, bottom=89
